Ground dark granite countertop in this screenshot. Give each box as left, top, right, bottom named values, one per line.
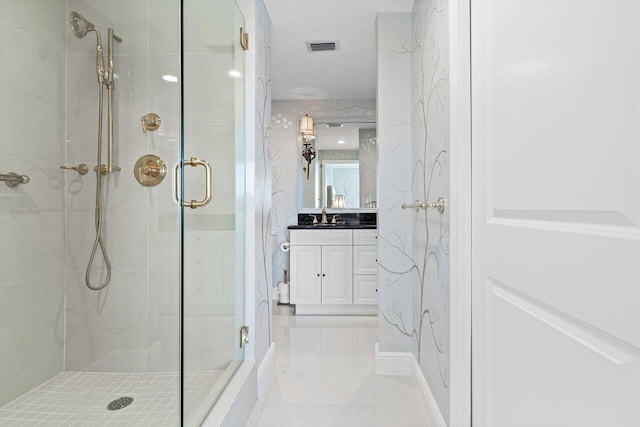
left=288, top=224, right=377, bottom=230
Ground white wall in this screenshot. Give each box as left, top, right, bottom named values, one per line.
left=376, top=14, right=414, bottom=354
left=270, top=99, right=376, bottom=288
left=411, top=0, right=451, bottom=421
left=377, top=5, right=452, bottom=423
left=254, top=0, right=273, bottom=370
left=0, top=0, right=67, bottom=406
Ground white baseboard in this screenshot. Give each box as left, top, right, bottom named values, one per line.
left=256, top=342, right=276, bottom=400
left=412, top=357, right=447, bottom=427
left=374, top=343, right=413, bottom=375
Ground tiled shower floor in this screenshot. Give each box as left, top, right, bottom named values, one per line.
left=0, top=370, right=223, bottom=426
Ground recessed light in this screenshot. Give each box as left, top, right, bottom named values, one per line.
left=228, top=70, right=242, bottom=78
left=162, top=74, right=178, bottom=83
left=337, top=140, right=345, bottom=144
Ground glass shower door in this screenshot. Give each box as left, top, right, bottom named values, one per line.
left=180, top=0, right=246, bottom=424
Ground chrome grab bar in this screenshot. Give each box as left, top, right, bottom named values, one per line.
left=1, top=172, right=30, bottom=187
left=173, top=157, right=212, bottom=209
left=401, top=197, right=447, bottom=214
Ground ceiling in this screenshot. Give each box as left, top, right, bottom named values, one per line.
left=263, top=0, right=415, bottom=101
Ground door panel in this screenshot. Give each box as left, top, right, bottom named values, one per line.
left=321, top=246, right=353, bottom=304
left=181, top=0, right=245, bottom=425
left=290, top=246, right=322, bottom=304
left=472, top=1, right=640, bottom=426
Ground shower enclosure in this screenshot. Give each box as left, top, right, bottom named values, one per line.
left=0, top=0, right=246, bottom=425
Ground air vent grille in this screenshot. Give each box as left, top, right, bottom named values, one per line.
left=306, top=41, right=340, bottom=52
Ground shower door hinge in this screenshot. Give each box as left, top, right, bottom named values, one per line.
left=240, top=28, right=249, bottom=51
left=240, top=326, right=250, bottom=348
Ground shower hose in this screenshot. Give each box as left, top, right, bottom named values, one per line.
left=85, top=83, right=112, bottom=291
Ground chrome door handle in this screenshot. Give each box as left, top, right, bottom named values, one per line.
left=173, top=157, right=212, bottom=209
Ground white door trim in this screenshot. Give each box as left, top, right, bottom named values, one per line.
left=449, top=0, right=472, bottom=426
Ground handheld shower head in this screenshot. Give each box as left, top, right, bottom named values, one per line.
left=70, top=11, right=96, bottom=39
left=70, top=11, right=105, bottom=84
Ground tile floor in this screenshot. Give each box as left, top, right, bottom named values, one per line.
left=246, top=307, right=431, bottom=427
left=0, top=370, right=222, bottom=426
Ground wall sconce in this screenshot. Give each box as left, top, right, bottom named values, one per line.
left=300, top=114, right=314, bottom=135
left=300, top=114, right=316, bottom=180
left=333, top=194, right=346, bottom=209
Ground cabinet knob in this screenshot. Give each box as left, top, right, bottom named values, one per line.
left=322, top=273, right=326, bottom=277
left=317, top=273, right=320, bottom=277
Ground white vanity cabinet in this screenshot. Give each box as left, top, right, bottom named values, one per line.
left=290, top=228, right=377, bottom=315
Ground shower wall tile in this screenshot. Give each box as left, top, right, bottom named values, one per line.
left=64, top=164, right=148, bottom=272
left=147, top=269, right=180, bottom=372
left=65, top=55, right=149, bottom=166
left=0, top=197, right=64, bottom=284
left=0, top=23, right=65, bottom=161
left=183, top=0, right=237, bottom=55
left=67, top=0, right=149, bottom=57
left=65, top=269, right=149, bottom=372
left=65, top=55, right=107, bottom=164
left=149, top=54, right=180, bottom=150
left=183, top=53, right=236, bottom=128
left=111, top=55, right=151, bottom=162
left=147, top=182, right=180, bottom=272
left=0, top=274, right=64, bottom=406
left=0, top=4, right=66, bottom=407
left=0, top=0, right=67, bottom=55
left=149, top=0, right=179, bottom=55
left=104, top=162, right=149, bottom=271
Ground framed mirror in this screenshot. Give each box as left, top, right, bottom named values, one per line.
left=300, top=120, right=377, bottom=210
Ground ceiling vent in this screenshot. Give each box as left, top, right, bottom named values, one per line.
left=306, top=40, right=340, bottom=52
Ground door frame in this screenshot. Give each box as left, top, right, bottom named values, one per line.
left=448, top=0, right=472, bottom=426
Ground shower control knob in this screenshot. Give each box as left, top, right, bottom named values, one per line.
left=141, top=113, right=161, bottom=132
left=60, top=164, right=89, bottom=175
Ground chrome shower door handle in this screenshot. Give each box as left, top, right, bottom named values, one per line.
left=173, top=157, right=212, bottom=209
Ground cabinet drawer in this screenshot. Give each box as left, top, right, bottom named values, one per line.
left=353, top=229, right=378, bottom=245
left=290, top=229, right=352, bottom=246
left=354, top=275, right=378, bottom=305
left=353, top=246, right=378, bottom=275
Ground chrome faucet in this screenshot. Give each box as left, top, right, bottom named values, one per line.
left=321, top=207, right=329, bottom=224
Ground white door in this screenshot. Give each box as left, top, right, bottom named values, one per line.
left=321, top=246, right=353, bottom=304
left=472, top=1, right=640, bottom=426
left=290, top=246, right=322, bottom=304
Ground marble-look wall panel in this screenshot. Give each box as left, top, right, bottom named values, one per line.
left=412, top=0, right=450, bottom=421
left=0, top=0, right=66, bottom=406
left=270, top=99, right=376, bottom=288
left=376, top=14, right=414, bottom=354
left=64, top=0, right=156, bottom=373
left=254, top=0, right=273, bottom=366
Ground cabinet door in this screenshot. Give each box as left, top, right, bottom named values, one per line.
left=321, top=246, right=353, bottom=304
left=290, top=246, right=321, bottom=304
left=353, top=246, right=378, bottom=275
left=354, top=275, right=378, bottom=305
